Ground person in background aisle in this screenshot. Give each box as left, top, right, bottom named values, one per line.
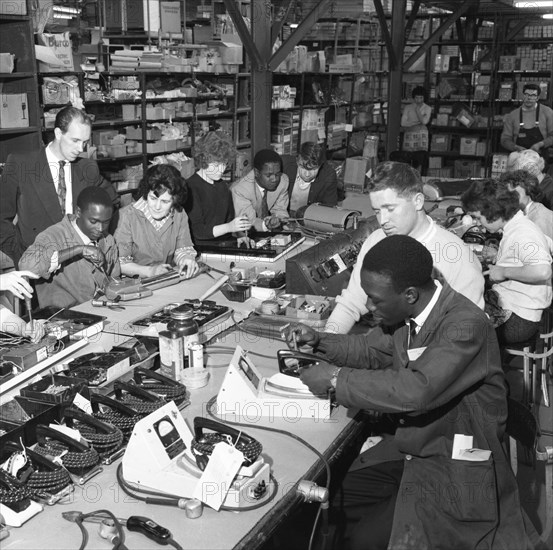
left=499, top=169, right=553, bottom=247
left=281, top=141, right=338, bottom=218
left=114, top=164, right=199, bottom=278
left=0, top=106, right=118, bottom=265
left=18, top=187, right=120, bottom=309
left=500, top=83, right=553, bottom=154
left=230, top=149, right=289, bottom=231
left=462, top=179, right=552, bottom=345
left=400, top=85, right=432, bottom=173
left=507, top=148, right=553, bottom=209
left=325, top=161, right=485, bottom=334
left=282, top=236, right=538, bottom=550
left=185, top=131, right=252, bottom=247
left=0, top=271, right=45, bottom=342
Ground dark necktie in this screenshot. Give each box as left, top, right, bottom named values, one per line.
left=408, top=319, right=418, bottom=348
left=58, top=160, right=67, bottom=214
left=260, top=190, right=270, bottom=218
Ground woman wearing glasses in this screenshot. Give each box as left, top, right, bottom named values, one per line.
left=500, top=83, right=553, bottom=153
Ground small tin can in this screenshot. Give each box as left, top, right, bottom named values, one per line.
left=188, top=342, right=204, bottom=369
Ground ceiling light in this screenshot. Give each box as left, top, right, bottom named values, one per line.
left=514, top=1, right=553, bottom=8
left=543, top=12, right=553, bottom=17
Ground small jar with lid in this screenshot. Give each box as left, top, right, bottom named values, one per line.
left=167, top=305, right=200, bottom=365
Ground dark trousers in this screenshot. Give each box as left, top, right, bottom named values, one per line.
left=333, top=460, right=404, bottom=550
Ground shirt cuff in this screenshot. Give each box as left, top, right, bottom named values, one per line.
left=174, top=246, right=197, bottom=264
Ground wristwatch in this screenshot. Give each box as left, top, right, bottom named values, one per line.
left=329, top=367, right=341, bottom=390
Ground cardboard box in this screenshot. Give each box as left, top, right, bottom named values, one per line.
left=0, top=53, right=14, bottom=73
left=460, top=137, right=478, bottom=156
left=431, top=134, right=450, bottom=152
left=344, top=156, right=369, bottom=190
left=0, top=0, right=26, bottom=15
left=0, top=93, right=29, bottom=128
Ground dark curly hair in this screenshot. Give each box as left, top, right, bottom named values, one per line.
left=461, top=178, right=520, bottom=223
left=192, top=130, right=236, bottom=170
left=136, top=164, right=187, bottom=211
left=499, top=170, right=543, bottom=202
left=298, top=142, right=324, bottom=169
left=411, top=86, right=427, bottom=100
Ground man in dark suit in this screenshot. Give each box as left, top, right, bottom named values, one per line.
left=0, top=105, right=117, bottom=264
left=282, top=141, right=338, bottom=217
left=283, top=235, right=537, bottom=550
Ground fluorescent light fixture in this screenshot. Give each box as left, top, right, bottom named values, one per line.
left=53, top=13, right=73, bottom=19
left=53, top=6, right=80, bottom=14
left=542, top=13, right=553, bottom=17
left=514, top=1, right=553, bottom=8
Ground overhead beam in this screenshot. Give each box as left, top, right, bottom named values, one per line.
left=268, top=0, right=331, bottom=72
left=271, top=0, right=294, bottom=47
left=403, top=0, right=476, bottom=72
left=222, top=0, right=264, bottom=70
left=404, top=0, right=422, bottom=41
left=373, top=0, right=397, bottom=70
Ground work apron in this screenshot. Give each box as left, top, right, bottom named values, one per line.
left=516, top=104, right=544, bottom=149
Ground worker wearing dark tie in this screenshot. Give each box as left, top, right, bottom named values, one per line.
left=282, top=235, right=538, bottom=550
left=0, top=105, right=118, bottom=264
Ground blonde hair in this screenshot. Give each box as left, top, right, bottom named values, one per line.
left=507, top=149, right=545, bottom=178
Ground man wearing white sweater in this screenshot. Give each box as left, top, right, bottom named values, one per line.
left=325, top=162, right=485, bottom=334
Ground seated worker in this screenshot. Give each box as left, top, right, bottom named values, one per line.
left=0, top=271, right=45, bottom=342
left=230, top=149, right=289, bottom=232
left=185, top=131, right=252, bottom=246
left=462, top=179, right=552, bottom=345
left=325, top=161, right=485, bottom=334
left=507, top=149, right=553, bottom=209
left=0, top=105, right=118, bottom=264
left=283, top=235, right=536, bottom=550
left=500, top=83, right=553, bottom=154
left=19, top=187, right=120, bottom=309
left=282, top=141, right=338, bottom=217
left=499, top=169, right=553, bottom=247
left=114, top=164, right=199, bottom=278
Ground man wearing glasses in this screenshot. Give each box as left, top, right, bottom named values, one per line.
left=500, top=83, right=553, bottom=154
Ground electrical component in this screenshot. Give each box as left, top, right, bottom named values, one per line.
left=285, top=218, right=378, bottom=296
left=126, top=516, right=171, bottom=545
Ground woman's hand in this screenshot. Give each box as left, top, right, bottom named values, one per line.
left=0, top=271, right=38, bottom=299
left=229, top=215, right=252, bottom=233
left=177, top=258, right=200, bottom=279
left=488, top=265, right=507, bottom=283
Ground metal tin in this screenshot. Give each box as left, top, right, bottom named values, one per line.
left=187, top=342, right=204, bottom=369
left=158, top=330, right=185, bottom=381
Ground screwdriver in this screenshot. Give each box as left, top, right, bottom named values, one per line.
left=22, top=276, right=34, bottom=332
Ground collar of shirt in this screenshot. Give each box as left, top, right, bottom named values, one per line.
left=295, top=173, right=311, bottom=190
left=256, top=182, right=267, bottom=197
left=133, top=197, right=173, bottom=230
left=71, top=217, right=94, bottom=245
left=524, top=201, right=535, bottom=215
left=502, top=210, right=525, bottom=235
left=406, top=279, right=443, bottom=334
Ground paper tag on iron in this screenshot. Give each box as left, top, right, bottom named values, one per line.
left=194, top=442, right=244, bottom=511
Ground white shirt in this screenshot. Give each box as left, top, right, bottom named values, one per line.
left=46, top=143, right=73, bottom=214
left=407, top=280, right=442, bottom=345
left=325, top=216, right=485, bottom=334
left=290, top=174, right=311, bottom=214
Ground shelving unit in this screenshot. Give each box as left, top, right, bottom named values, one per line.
left=37, top=69, right=251, bottom=191
left=271, top=17, right=388, bottom=159
left=0, top=1, right=42, bottom=164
